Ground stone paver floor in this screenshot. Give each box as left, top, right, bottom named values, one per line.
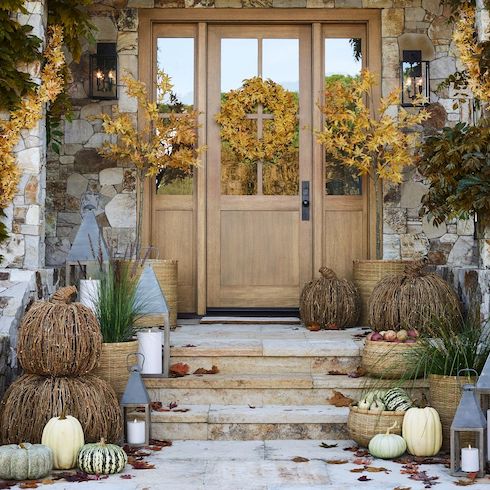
left=14, top=440, right=490, bottom=490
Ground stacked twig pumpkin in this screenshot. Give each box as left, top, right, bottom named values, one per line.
left=0, top=286, right=122, bottom=444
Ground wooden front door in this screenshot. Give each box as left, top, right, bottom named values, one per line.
left=207, top=26, right=312, bottom=308
left=141, top=11, right=380, bottom=314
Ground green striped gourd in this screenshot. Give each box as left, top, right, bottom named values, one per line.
left=383, top=388, right=412, bottom=412
left=0, top=443, right=53, bottom=480
left=77, top=438, right=127, bottom=475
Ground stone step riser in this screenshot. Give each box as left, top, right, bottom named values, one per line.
left=148, top=387, right=427, bottom=406
left=169, top=356, right=361, bottom=375
left=151, top=422, right=349, bottom=441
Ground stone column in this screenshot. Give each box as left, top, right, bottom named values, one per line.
left=1, top=0, right=47, bottom=269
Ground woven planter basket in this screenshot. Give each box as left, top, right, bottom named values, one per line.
left=92, top=340, right=139, bottom=398
left=129, top=259, right=178, bottom=328
left=429, top=374, right=475, bottom=451
left=361, top=340, right=421, bottom=379
left=353, top=260, right=410, bottom=326
left=347, top=406, right=405, bottom=448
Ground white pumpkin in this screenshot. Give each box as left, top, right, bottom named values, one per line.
left=41, top=412, right=85, bottom=469
left=402, top=407, right=442, bottom=457
left=368, top=422, right=407, bottom=459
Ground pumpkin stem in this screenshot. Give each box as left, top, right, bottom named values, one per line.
left=50, top=286, right=77, bottom=304
left=19, top=443, right=27, bottom=449
left=386, top=422, right=398, bottom=435
left=59, top=407, right=67, bottom=420
left=100, top=437, right=106, bottom=445
left=319, top=267, right=337, bottom=280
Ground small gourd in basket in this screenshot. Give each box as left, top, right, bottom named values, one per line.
left=300, top=267, right=360, bottom=329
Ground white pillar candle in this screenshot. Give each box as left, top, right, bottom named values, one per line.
left=127, top=419, right=146, bottom=445
left=487, top=410, right=490, bottom=462
left=79, top=279, right=100, bottom=313
left=137, top=329, right=163, bottom=374
left=461, top=445, right=479, bottom=473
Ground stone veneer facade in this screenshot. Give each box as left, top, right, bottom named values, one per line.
left=1, top=0, right=489, bottom=319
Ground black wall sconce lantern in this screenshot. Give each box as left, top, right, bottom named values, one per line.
left=89, top=43, right=118, bottom=100
left=401, top=50, right=429, bottom=107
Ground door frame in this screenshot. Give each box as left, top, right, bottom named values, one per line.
left=139, top=8, right=381, bottom=315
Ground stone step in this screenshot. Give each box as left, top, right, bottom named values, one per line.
left=145, top=374, right=428, bottom=406
left=148, top=404, right=350, bottom=441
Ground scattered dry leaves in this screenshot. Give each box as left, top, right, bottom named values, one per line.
left=393, top=487, right=412, bottom=490
left=358, top=475, right=372, bottom=481
left=130, top=461, right=156, bottom=470
left=328, top=370, right=345, bottom=375
left=292, top=456, right=310, bottom=463
left=194, top=365, right=219, bottom=375
left=149, top=439, right=172, bottom=448
left=306, top=322, right=321, bottom=331
left=320, top=442, right=338, bottom=449
left=120, top=475, right=133, bottom=480
left=352, top=458, right=373, bottom=466
left=324, top=459, right=348, bottom=465
left=150, top=401, right=190, bottom=413
left=328, top=391, right=353, bottom=408
left=19, top=483, right=38, bottom=489
left=170, top=362, right=189, bottom=377
left=344, top=446, right=360, bottom=452
left=326, top=322, right=340, bottom=330
left=455, top=480, right=476, bottom=486
left=395, top=455, right=450, bottom=466
left=57, top=472, right=108, bottom=482
left=183, top=344, right=196, bottom=347
left=350, top=467, right=365, bottom=473
left=348, top=367, right=367, bottom=378
left=355, top=449, right=370, bottom=457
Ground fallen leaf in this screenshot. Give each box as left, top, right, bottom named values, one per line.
left=455, top=480, right=476, bottom=486
left=348, top=367, right=367, bottom=378
left=344, top=446, right=360, bottom=452
left=325, top=459, right=348, bottom=464
left=120, top=475, right=133, bottom=480
left=353, top=458, right=373, bottom=465
left=146, top=446, right=164, bottom=451
left=350, top=467, right=366, bottom=473
left=354, top=449, right=370, bottom=457
left=248, top=405, right=256, bottom=409
left=326, top=322, right=340, bottom=330
left=149, top=439, right=172, bottom=448
left=366, top=466, right=390, bottom=473
left=183, top=344, right=196, bottom=347
left=292, top=456, right=310, bottom=463
left=328, top=390, right=354, bottom=407
left=123, top=445, right=151, bottom=457
left=395, top=455, right=450, bottom=466
left=58, top=472, right=109, bottom=482
left=307, top=322, right=321, bottom=331
left=320, top=442, right=338, bottom=449
left=193, top=365, right=219, bottom=375
left=168, top=401, right=178, bottom=410
left=19, top=483, right=38, bottom=489
left=0, top=482, right=15, bottom=489
left=328, top=370, right=344, bottom=375
left=358, top=475, right=372, bottom=481
left=408, top=470, right=439, bottom=488
left=393, top=487, right=412, bottom=490
left=40, top=479, right=56, bottom=485
left=130, top=461, right=156, bottom=470
left=170, top=362, right=189, bottom=377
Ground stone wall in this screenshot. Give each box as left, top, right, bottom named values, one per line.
left=0, top=0, right=48, bottom=270
left=44, top=1, right=479, bottom=274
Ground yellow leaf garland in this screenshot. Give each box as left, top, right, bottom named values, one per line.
left=0, top=25, right=65, bottom=208
left=216, top=77, right=298, bottom=165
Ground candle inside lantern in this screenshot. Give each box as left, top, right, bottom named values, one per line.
left=79, top=279, right=100, bottom=313
left=137, top=329, right=163, bottom=374
left=127, top=419, right=146, bottom=445
left=461, top=445, right=479, bottom=473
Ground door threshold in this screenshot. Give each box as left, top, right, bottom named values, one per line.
left=202, top=308, right=300, bottom=324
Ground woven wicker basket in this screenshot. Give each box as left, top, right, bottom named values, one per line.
left=347, top=406, right=406, bottom=447
left=353, top=260, right=410, bottom=326
left=129, top=259, right=178, bottom=328
left=92, top=340, right=139, bottom=398
left=361, top=340, right=421, bottom=379
left=429, top=374, right=475, bottom=451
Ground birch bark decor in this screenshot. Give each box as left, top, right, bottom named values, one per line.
left=300, top=267, right=360, bottom=329
left=17, top=286, right=102, bottom=376
left=368, top=258, right=461, bottom=331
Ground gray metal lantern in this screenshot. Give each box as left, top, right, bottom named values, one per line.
left=121, top=354, right=151, bottom=446
left=450, top=372, right=487, bottom=478
left=65, top=210, right=108, bottom=285
left=476, top=353, right=490, bottom=413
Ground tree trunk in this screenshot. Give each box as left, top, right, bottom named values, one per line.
left=135, top=169, right=145, bottom=259
left=375, top=179, right=383, bottom=260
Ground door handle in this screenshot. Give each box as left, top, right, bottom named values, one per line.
left=301, top=181, right=310, bottom=221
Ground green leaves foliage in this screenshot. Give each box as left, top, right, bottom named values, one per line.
left=0, top=0, right=41, bottom=110
left=418, top=120, right=490, bottom=225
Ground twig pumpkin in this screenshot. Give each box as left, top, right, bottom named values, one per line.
left=368, top=258, right=461, bottom=332
left=300, top=267, right=360, bottom=329
left=17, top=286, right=102, bottom=376
left=0, top=374, right=122, bottom=444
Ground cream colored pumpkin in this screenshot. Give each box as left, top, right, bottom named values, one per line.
left=41, top=413, right=85, bottom=469
left=402, top=407, right=442, bottom=457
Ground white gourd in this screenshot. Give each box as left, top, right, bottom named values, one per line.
left=0, top=443, right=53, bottom=480
left=42, top=411, right=85, bottom=469
left=368, top=422, right=407, bottom=459
left=402, top=407, right=442, bottom=457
